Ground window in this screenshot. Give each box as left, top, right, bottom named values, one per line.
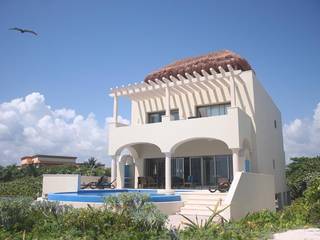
left=196, top=103, right=231, bottom=118
left=147, top=110, right=179, bottom=123
left=245, top=160, right=251, bottom=172
left=274, top=120, right=277, bottom=128
left=272, top=159, right=276, bottom=170
left=170, top=110, right=180, bottom=121
left=148, top=111, right=165, bottom=123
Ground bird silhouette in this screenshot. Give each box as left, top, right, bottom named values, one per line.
left=9, top=27, right=38, bottom=36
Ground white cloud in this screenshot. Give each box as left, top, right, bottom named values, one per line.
left=283, top=102, right=320, bottom=161
left=0, top=92, right=129, bottom=166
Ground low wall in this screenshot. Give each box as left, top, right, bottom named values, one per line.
left=225, top=172, right=275, bottom=220
left=42, top=174, right=80, bottom=197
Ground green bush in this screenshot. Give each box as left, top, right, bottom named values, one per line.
left=0, top=177, right=42, bottom=198
left=105, top=192, right=167, bottom=231
left=0, top=193, right=171, bottom=239
left=286, top=156, right=320, bottom=199
left=0, top=163, right=111, bottom=183
left=0, top=197, right=34, bottom=231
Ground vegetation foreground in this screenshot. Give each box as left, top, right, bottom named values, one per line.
left=0, top=157, right=319, bottom=239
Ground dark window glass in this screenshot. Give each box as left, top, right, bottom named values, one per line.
left=274, top=120, right=277, bottom=128
left=147, top=111, right=165, bottom=123
left=170, top=110, right=179, bottom=121
left=196, top=103, right=231, bottom=118
left=147, top=110, right=179, bottom=123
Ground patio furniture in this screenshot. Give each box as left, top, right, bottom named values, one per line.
left=81, top=176, right=116, bottom=189
left=146, top=176, right=158, bottom=188
left=184, top=175, right=194, bottom=188
left=208, top=177, right=230, bottom=193
left=138, top=176, right=147, bottom=188
left=172, top=176, right=184, bottom=188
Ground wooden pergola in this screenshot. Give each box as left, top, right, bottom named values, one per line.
left=109, top=65, right=252, bottom=123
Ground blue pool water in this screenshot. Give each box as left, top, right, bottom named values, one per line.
left=48, top=189, right=181, bottom=203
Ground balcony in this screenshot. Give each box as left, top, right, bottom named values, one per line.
left=108, top=107, right=254, bottom=156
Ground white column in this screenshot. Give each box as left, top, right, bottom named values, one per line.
left=230, top=76, right=236, bottom=107
left=113, top=94, right=118, bottom=123
left=111, top=157, right=117, bottom=182
left=232, top=148, right=240, bottom=175
left=116, top=160, right=124, bottom=189
left=165, top=152, right=172, bottom=190
left=165, top=87, right=170, bottom=117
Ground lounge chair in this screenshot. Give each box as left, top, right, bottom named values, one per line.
left=81, top=176, right=116, bottom=189
left=208, top=177, right=230, bottom=193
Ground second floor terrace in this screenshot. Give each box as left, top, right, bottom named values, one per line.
left=109, top=50, right=256, bottom=128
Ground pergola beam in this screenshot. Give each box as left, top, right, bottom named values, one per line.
left=110, top=67, right=242, bottom=103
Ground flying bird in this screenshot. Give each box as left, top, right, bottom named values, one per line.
left=9, top=27, right=38, bottom=36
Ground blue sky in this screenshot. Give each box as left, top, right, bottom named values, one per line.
left=0, top=0, right=319, bottom=164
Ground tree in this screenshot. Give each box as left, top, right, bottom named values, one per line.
left=286, top=156, right=320, bottom=200
left=85, top=157, right=98, bottom=168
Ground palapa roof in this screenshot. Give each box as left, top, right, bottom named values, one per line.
left=144, top=50, right=252, bottom=83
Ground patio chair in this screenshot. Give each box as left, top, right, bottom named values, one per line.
left=173, top=176, right=185, bottom=188
left=138, top=176, right=147, bottom=188
left=146, top=176, right=158, bottom=188
left=81, top=176, right=116, bottom=189
left=184, top=175, right=194, bottom=188
left=208, top=177, right=230, bottom=193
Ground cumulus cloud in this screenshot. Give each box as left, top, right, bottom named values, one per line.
left=283, top=102, right=320, bottom=161
left=0, top=92, right=129, bottom=166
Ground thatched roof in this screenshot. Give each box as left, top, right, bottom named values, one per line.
left=144, top=50, right=252, bottom=83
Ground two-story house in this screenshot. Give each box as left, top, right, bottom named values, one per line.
left=108, top=50, right=288, bottom=213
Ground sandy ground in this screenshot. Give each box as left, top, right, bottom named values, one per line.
left=271, top=228, right=320, bottom=240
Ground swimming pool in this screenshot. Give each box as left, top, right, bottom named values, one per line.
left=47, top=189, right=181, bottom=203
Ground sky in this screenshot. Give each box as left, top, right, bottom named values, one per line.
left=0, top=0, right=319, bottom=165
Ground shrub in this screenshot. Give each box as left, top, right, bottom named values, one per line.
left=0, top=176, right=42, bottom=198
left=0, top=197, right=34, bottom=231
left=105, top=192, right=167, bottom=231
left=286, top=156, right=320, bottom=199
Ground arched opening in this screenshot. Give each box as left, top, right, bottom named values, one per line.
left=115, top=142, right=165, bottom=189
left=170, top=138, right=232, bottom=188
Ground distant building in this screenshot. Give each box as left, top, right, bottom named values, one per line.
left=21, top=155, right=77, bottom=167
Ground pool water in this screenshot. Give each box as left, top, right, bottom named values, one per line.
left=48, top=189, right=181, bottom=203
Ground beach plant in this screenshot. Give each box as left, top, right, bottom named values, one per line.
left=105, top=192, right=167, bottom=231
left=286, top=156, right=320, bottom=199
left=0, top=197, right=34, bottom=231
left=180, top=202, right=229, bottom=231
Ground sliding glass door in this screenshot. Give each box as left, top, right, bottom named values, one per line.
left=190, top=157, right=202, bottom=186
left=146, top=155, right=232, bottom=189
left=203, top=155, right=233, bottom=186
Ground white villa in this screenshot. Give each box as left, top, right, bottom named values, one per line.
left=108, top=50, right=288, bottom=218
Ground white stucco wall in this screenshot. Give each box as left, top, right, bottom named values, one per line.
left=251, top=74, right=287, bottom=193
left=224, top=172, right=276, bottom=220
left=42, top=174, right=80, bottom=197
left=109, top=107, right=254, bottom=156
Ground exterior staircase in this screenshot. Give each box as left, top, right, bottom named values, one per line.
left=178, top=191, right=228, bottom=217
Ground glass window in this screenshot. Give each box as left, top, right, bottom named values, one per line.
left=170, top=110, right=180, bottom=121
left=148, top=111, right=165, bottom=123
left=196, top=103, right=230, bottom=118
left=147, top=110, right=179, bottom=123
left=197, top=106, right=208, bottom=117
